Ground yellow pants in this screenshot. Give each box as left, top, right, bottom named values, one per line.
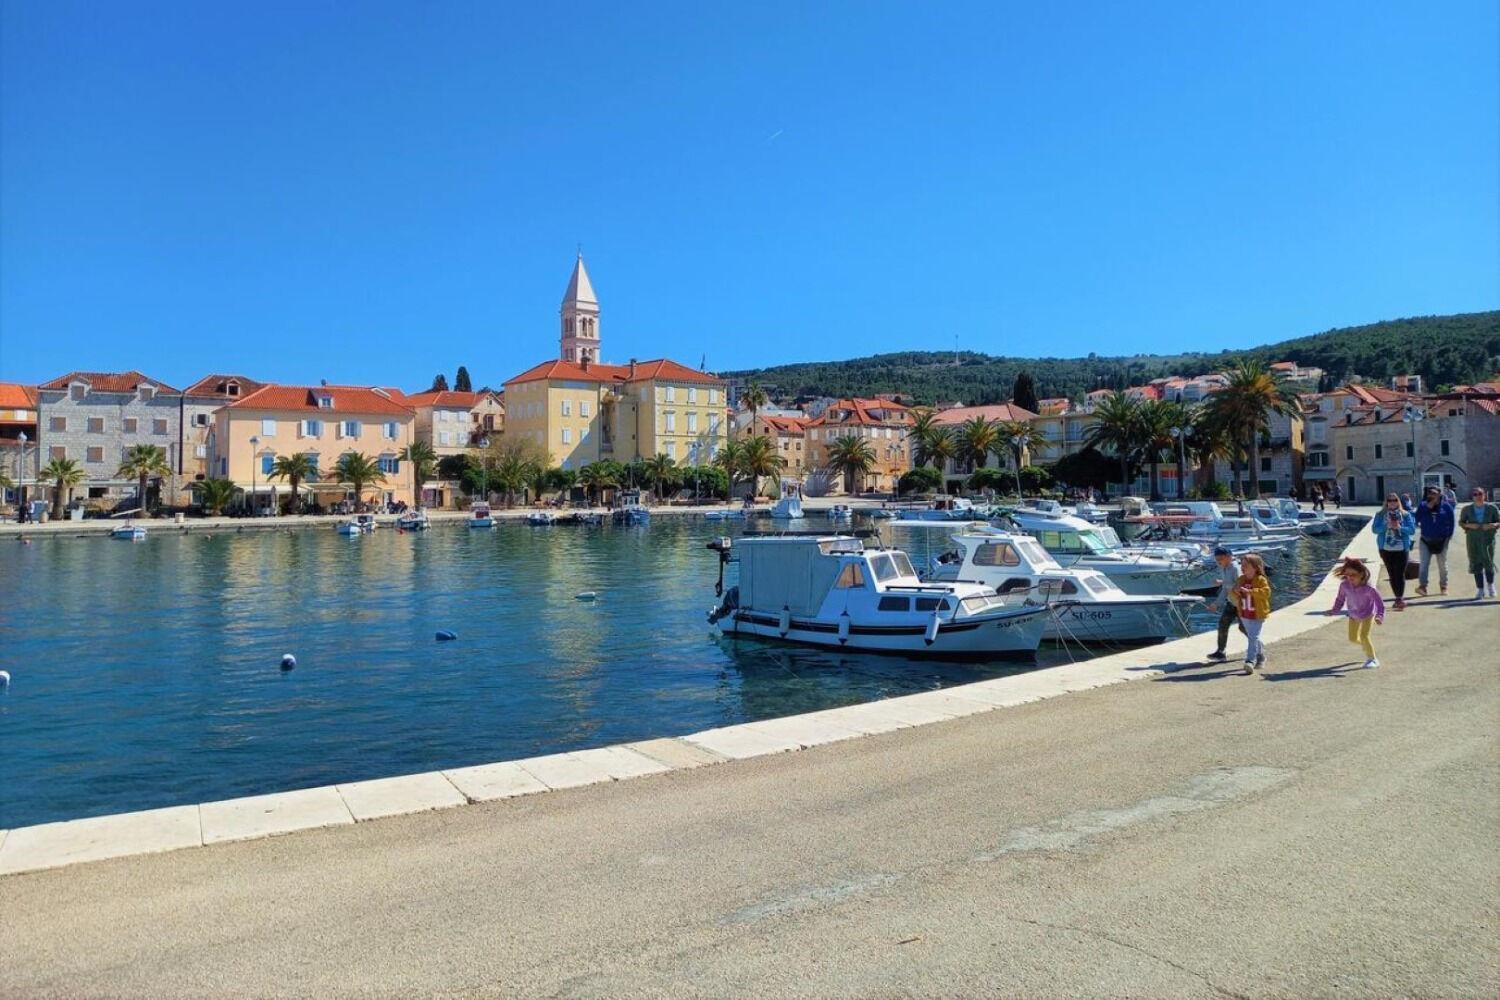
left=1347, top=616, right=1375, bottom=659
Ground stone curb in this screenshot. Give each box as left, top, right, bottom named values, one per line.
left=0, top=515, right=1379, bottom=877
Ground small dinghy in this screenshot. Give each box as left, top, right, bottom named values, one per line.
left=468, top=502, right=495, bottom=529
left=111, top=524, right=147, bottom=541
left=527, top=511, right=557, bottom=525
left=395, top=509, right=430, bottom=531
left=335, top=519, right=364, bottom=537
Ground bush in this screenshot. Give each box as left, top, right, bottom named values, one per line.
left=1018, top=465, right=1053, bottom=493
left=1047, top=447, right=1115, bottom=491
left=1189, top=481, right=1231, bottom=500
left=898, top=466, right=944, bottom=496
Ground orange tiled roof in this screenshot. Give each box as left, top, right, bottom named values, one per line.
left=505, top=357, right=723, bottom=386
left=805, top=398, right=915, bottom=428
left=760, top=415, right=809, bottom=435
left=0, top=382, right=38, bottom=409
left=37, top=370, right=180, bottom=394
left=227, top=384, right=414, bottom=417
left=930, top=402, right=1039, bottom=425
left=183, top=373, right=266, bottom=398
left=404, top=389, right=502, bottom=408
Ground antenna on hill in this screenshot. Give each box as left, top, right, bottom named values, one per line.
left=954, top=332, right=960, bottom=367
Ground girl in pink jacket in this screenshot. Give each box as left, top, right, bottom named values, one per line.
left=1329, top=558, right=1385, bottom=669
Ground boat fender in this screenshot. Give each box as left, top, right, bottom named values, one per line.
left=924, top=614, right=941, bottom=646
left=837, top=613, right=850, bottom=645
left=778, top=606, right=791, bottom=637
left=0, top=669, right=10, bottom=687
left=575, top=591, right=598, bottom=601
left=280, top=654, right=297, bottom=671
left=435, top=629, right=458, bottom=642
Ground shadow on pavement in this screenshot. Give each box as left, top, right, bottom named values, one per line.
left=1261, top=661, right=1367, bottom=682
left=1152, top=668, right=1245, bottom=683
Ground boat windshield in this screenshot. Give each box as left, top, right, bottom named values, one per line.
left=868, top=552, right=917, bottom=582
left=1032, top=528, right=1112, bottom=555
left=1097, top=527, right=1123, bottom=548
left=959, top=593, right=1005, bottom=615
left=1014, top=537, right=1060, bottom=569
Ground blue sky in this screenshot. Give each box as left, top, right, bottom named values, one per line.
left=1, top=1, right=1495, bottom=391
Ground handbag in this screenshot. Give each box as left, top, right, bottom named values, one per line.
left=1404, top=559, right=1420, bottom=580
left=1423, top=536, right=1448, bottom=554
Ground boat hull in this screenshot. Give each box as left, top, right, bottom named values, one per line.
left=1048, top=555, right=1205, bottom=597
left=1043, top=597, right=1198, bottom=643
left=720, top=606, right=1048, bottom=659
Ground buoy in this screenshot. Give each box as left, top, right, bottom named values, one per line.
left=778, top=606, right=791, bottom=637
left=837, top=613, right=850, bottom=645
left=924, top=614, right=941, bottom=646
left=575, top=591, right=598, bottom=601
left=280, top=654, right=297, bottom=671
left=435, top=629, right=457, bottom=642
left=0, top=669, right=10, bottom=687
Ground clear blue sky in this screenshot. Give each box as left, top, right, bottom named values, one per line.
left=2, top=1, right=1496, bottom=391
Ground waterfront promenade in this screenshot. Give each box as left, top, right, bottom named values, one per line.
left=2, top=536, right=1495, bottom=995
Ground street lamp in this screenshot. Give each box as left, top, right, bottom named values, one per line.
left=1170, top=426, right=1187, bottom=500
left=250, top=435, right=259, bottom=516
left=16, top=430, right=27, bottom=523
left=1403, top=402, right=1424, bottom=495
left=1011, top=434, right=1025, bottom=498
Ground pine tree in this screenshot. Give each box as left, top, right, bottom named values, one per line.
left=454, top=367, right=472, bottom=392
left=1012, top=371, right=1040, bottom=413
left=430, top=373, right=449, bottom=392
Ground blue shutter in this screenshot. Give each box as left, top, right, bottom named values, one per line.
left=261, top=455, right=274, bottom=475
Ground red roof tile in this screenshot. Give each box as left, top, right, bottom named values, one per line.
left=504, top=357, right=724, bottom=386
left=182, top=373, right=266, bottom=398
left=930, top=402, right=1039, bottom=426
left=226, top=384, right=414, bottom=417
left=806, top=398, right=915, bottom=428
left=37, top=370, right=180, bottom=394
left=404, top=389, right=502, bottom=408
left=760, top=415, right=808, bottom=435
left=0, top=382, right=38, bottom=409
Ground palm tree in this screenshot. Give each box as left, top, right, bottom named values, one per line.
left=485, top=438, right=547, bottom=506
left=1083, top=393, right=1143, bottom=496
left=1134, top=400, right=1178, bottom=500
left=741, top=382, right=769, bottom=431
left=956, top=417, right=999, bottom=474
left=40, top=457, right=84, bottom=520
left=1158, top=401, right=1196, bottom=499
left=739, top=434, right=786, bottom=497
left=715, top=439, right=746, bottom=496
left=116, top=444, right=170, bottom=518
left=1207, top=361, right=1299, bottom=499
left=334, top=452, right=385, bottom=507
left=195, top=477, right=238, bottom=515
left=993, top=420, right=1047, bottom=497
left=924, top=427, right=957, bottom=471
left=269, top=453, right=319, bottom=514
left=400, top=441, right=437, bottom=507
left=577, top=461, right=619, bottom=506
left=642, top=453, right=677, bottom=501
left=1187, top=406, right=1235, bottom=493
left=826, top=435, right=876, bottom=494
left=907, top=408, right=940, bottom=466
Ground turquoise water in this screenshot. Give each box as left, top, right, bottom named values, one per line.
left=0, top=516, right=1354, bottom=828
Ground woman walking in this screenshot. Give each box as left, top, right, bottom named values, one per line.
left=1371, top=493, right=1416, bottom=610
left=1234, top=553, right=1271, bottom=674
left=1328, top=558, right=1384, bottom=668
left=1459, top=487, right=1500, bottom=599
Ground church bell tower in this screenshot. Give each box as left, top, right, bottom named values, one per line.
left=560, top=254, right=600, bottom=364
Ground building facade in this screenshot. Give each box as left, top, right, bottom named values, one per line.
left=928, top=402, right=1039, bottom=492
left=804, top=398, right=912, bottom=494
left=209, top=384, right=416, bottom=510
left=1211, top=407, right=1305, bottom=497
left=180, top=374, right=265, bottom=499
left=1329, top=390, right=1500, bottom=503
left=0, top=382, right=39, bottom=511
left=740, top=413, right=810, bottom=481
left=35, top=371, right=183, bottom=505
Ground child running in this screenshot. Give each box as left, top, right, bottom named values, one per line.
left=1327, top=557, right=1385, bottom=669
left=1234, top=553, right=1271, bottom=674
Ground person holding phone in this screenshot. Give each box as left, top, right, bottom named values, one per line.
left=1371, top=493, right=1415, bottom=610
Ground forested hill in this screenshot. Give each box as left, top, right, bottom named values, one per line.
left=723, top=311, right=1500, bottom=405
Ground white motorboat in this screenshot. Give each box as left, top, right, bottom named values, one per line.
left=527, top=511, right=557, bottom=525
left=769, top=496, right=805, bottom=519
left=924, top=528, right=1201, bottom=643
left=908, top=496, right=975, bottom=521
left=827, top=504, right=853, bottom=521
left=1003, top=511, right=1216, bottom=596
left=703, top=509, right=747, bottom=521
left=354, top=512, right=379, bottom=533
left=335, top=519, right=364, bottom=537
left=1072, top=500, right=1111, bottom=525
left=1154, top=501, right=1304, bottom=545
left=468, top=503, right=495, bottom=528
left=705, top=534, right=1049, bottom=658
left=110, top=524, right=147, bottom=541
left=395, top=509, right=430, bottom=531
left=1257, top=498, right=1334, bottom=536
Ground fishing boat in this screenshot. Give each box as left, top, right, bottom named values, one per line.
left=468, top=502, right=495, bottom=529
left=907, top=496, right=975, bottom=521
left=827, top=504, right=853, bottom=521
left=705, top=534, right=1049, bottom=658
left=526, top=511, right=557, bottom=525
left=924, top=527, right=1201, bottom=643
left=354, top=512, right=379, bottom=533
left=110, top=524, right=147, bottom=541
left=611, top=489, right=650, bottom=525
left=335, top=519, right=364, bottom=537
left=395, top=508, right=430, bottom=531
left=1002, top=510, right=1217, bottom=595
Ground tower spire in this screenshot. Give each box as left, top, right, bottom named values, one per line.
left=560, top=254, right=600, bottom=364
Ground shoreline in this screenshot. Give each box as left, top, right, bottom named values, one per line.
left=0, top=513, right=1380, bottom=876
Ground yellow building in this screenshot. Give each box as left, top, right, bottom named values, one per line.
left=804, top=398, right=913, bottom=493
left=502, top=256, right=727, bottom=469
left=401, top=387, right=505, bottom=507
left=209, top=384, right=416, bottom=511
left=740, top=414, right=810, bottom=479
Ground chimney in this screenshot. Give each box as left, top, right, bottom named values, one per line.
left=320, top=379, right=328, bottom=386
left=629, top=358, right=637, bottom=379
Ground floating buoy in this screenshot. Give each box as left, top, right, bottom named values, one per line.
left=779, top=606, right=791, bottom=637
left=435, top=629, right=457, bottom=642
left=0, top=669, right=10, bottom=687
left=575, top=591, right=598, bottom=601
left=280, top=654, right=297, bottom=671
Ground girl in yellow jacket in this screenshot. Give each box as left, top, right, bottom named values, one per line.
left=1234, top=553, right=1272, bottom=674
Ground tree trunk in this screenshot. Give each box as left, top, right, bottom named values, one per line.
left=1248, top=437, right=1261, bottom=500
left=52, top=482, right=64, bottom=520
left=138, top=475, right=149, bottom=517
left=1176, top=453, right=1186, bottom=499
left=1149, top=459, right=1160, bottom=500
left=1119, top=454, right=1129, bottom=497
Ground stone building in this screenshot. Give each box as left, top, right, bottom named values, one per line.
left=179, top=374, right=265, bottom=498
left=1329, top=387, right=1500, bottom=502
left=740, top=413, right=810, bottom=481
left=35, top=371, right=183, bottom=506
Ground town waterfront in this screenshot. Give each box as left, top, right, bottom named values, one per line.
left=0, top=516, right=1356, bottom=829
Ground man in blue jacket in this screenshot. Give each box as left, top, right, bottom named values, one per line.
left=1414, top=485, right=1455, bottom=597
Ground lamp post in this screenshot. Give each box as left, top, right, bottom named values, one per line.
left=1403, top=402, right=1423, bottom=495
left=1012, top=435, right=1025, bottom=498
left=16, top=430, right=27, bottom=522
left=250, top=435, right=259, bottom=516
left=1171, top=426, right=1187, bottom=500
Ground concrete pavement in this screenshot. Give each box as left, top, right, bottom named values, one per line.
left=3, top=549, right=1495, bottom=996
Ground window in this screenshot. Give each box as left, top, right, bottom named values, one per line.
left=877, top=596, right=910, bottom=612
left=1345, top=445, right=1354, bottom=461
left=665, top=411, right=676, bottom=432
left=974, top=543, right=1021, bottom=567
left=317, top=395, right=333, bottom=409
left=665, top=441, right=676, bottom=458
left=194, top=413, right=208, bottom=427
left=1374, top=444, right=1383, bottom=459
left=870, top=555, right=901, bottom=582
left=49, top=446, right=67, bottom=461
left=307, top=454, right=320, bottom=474
left=834, top=563, right=867, bottom=588
left=342, top=420, right=361, bottom=438
left=384, top=422, right=398, bottom=439
left=86, top=446, right=104, bottom=463
left=688, top=388, right=697, bottom=404
left=1260, top=457, right=1272, bottom=472
left=49, top=416, right=66, bottom=432
left=1441, top=439, right=1450, bottom=456
left=561, top=428, right=572, bottom=444
left=710, top=415, right=721, bottom=434
left=304, top=419, right=323, bottom=438
left=153, top=419, right=168, bottom=435
left=580, top=400, right=589, bottom=418
left=194, top=444, right=206, bottom=458
left=1037, top=579, right=1079, bottom=597
left=438, top=430, right=452, bottom=447
left=687, top=412, right=698, bottom=434
left=261, top=418, right=276, bottom=437
left=139, top=386, right=155, bottom=401
left=1404, top=441, right=1414, bottom=458
left=996, top=579, right=1032, bottom=594
left=914, top=597, right=950, bottom=612
left=378, top=456, right=400, bottom=475
left=709, top=389, right=718, bottom=405
left=562, top=399, right=571, bottom=416
left=261, top=455, right=275, bottom=475
left=70, top=384, right=86, bottom=401
left=123, top=417, right=139, bottom=433
left=86, top=416, right=104, bottom=433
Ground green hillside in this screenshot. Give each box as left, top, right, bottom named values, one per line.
left=723, top=311, right=1500, bottom=405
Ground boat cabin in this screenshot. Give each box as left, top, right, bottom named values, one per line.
left=931, top=530, right=1123, bottom=600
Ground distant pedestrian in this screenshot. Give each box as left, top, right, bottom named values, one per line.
left=1203, top=546, right=1243, bottom=663
left=1372, top=493, right=1416, bottom=610
left=1458, top=487, right=1500, bottom=600
left=1312, top=487, right=1325, bottom=512
left=1414, top=486, right=1455, bottom=597
left=1328, top=557, right=1384, bottom=668
left=1331, top=483, right=1342, bottom=509
left=1400, top=492, right=1416, bottom=513
left=1441, top=484, right=1457, bottom=507
left=1234, top=553, right=1271, bottom=674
